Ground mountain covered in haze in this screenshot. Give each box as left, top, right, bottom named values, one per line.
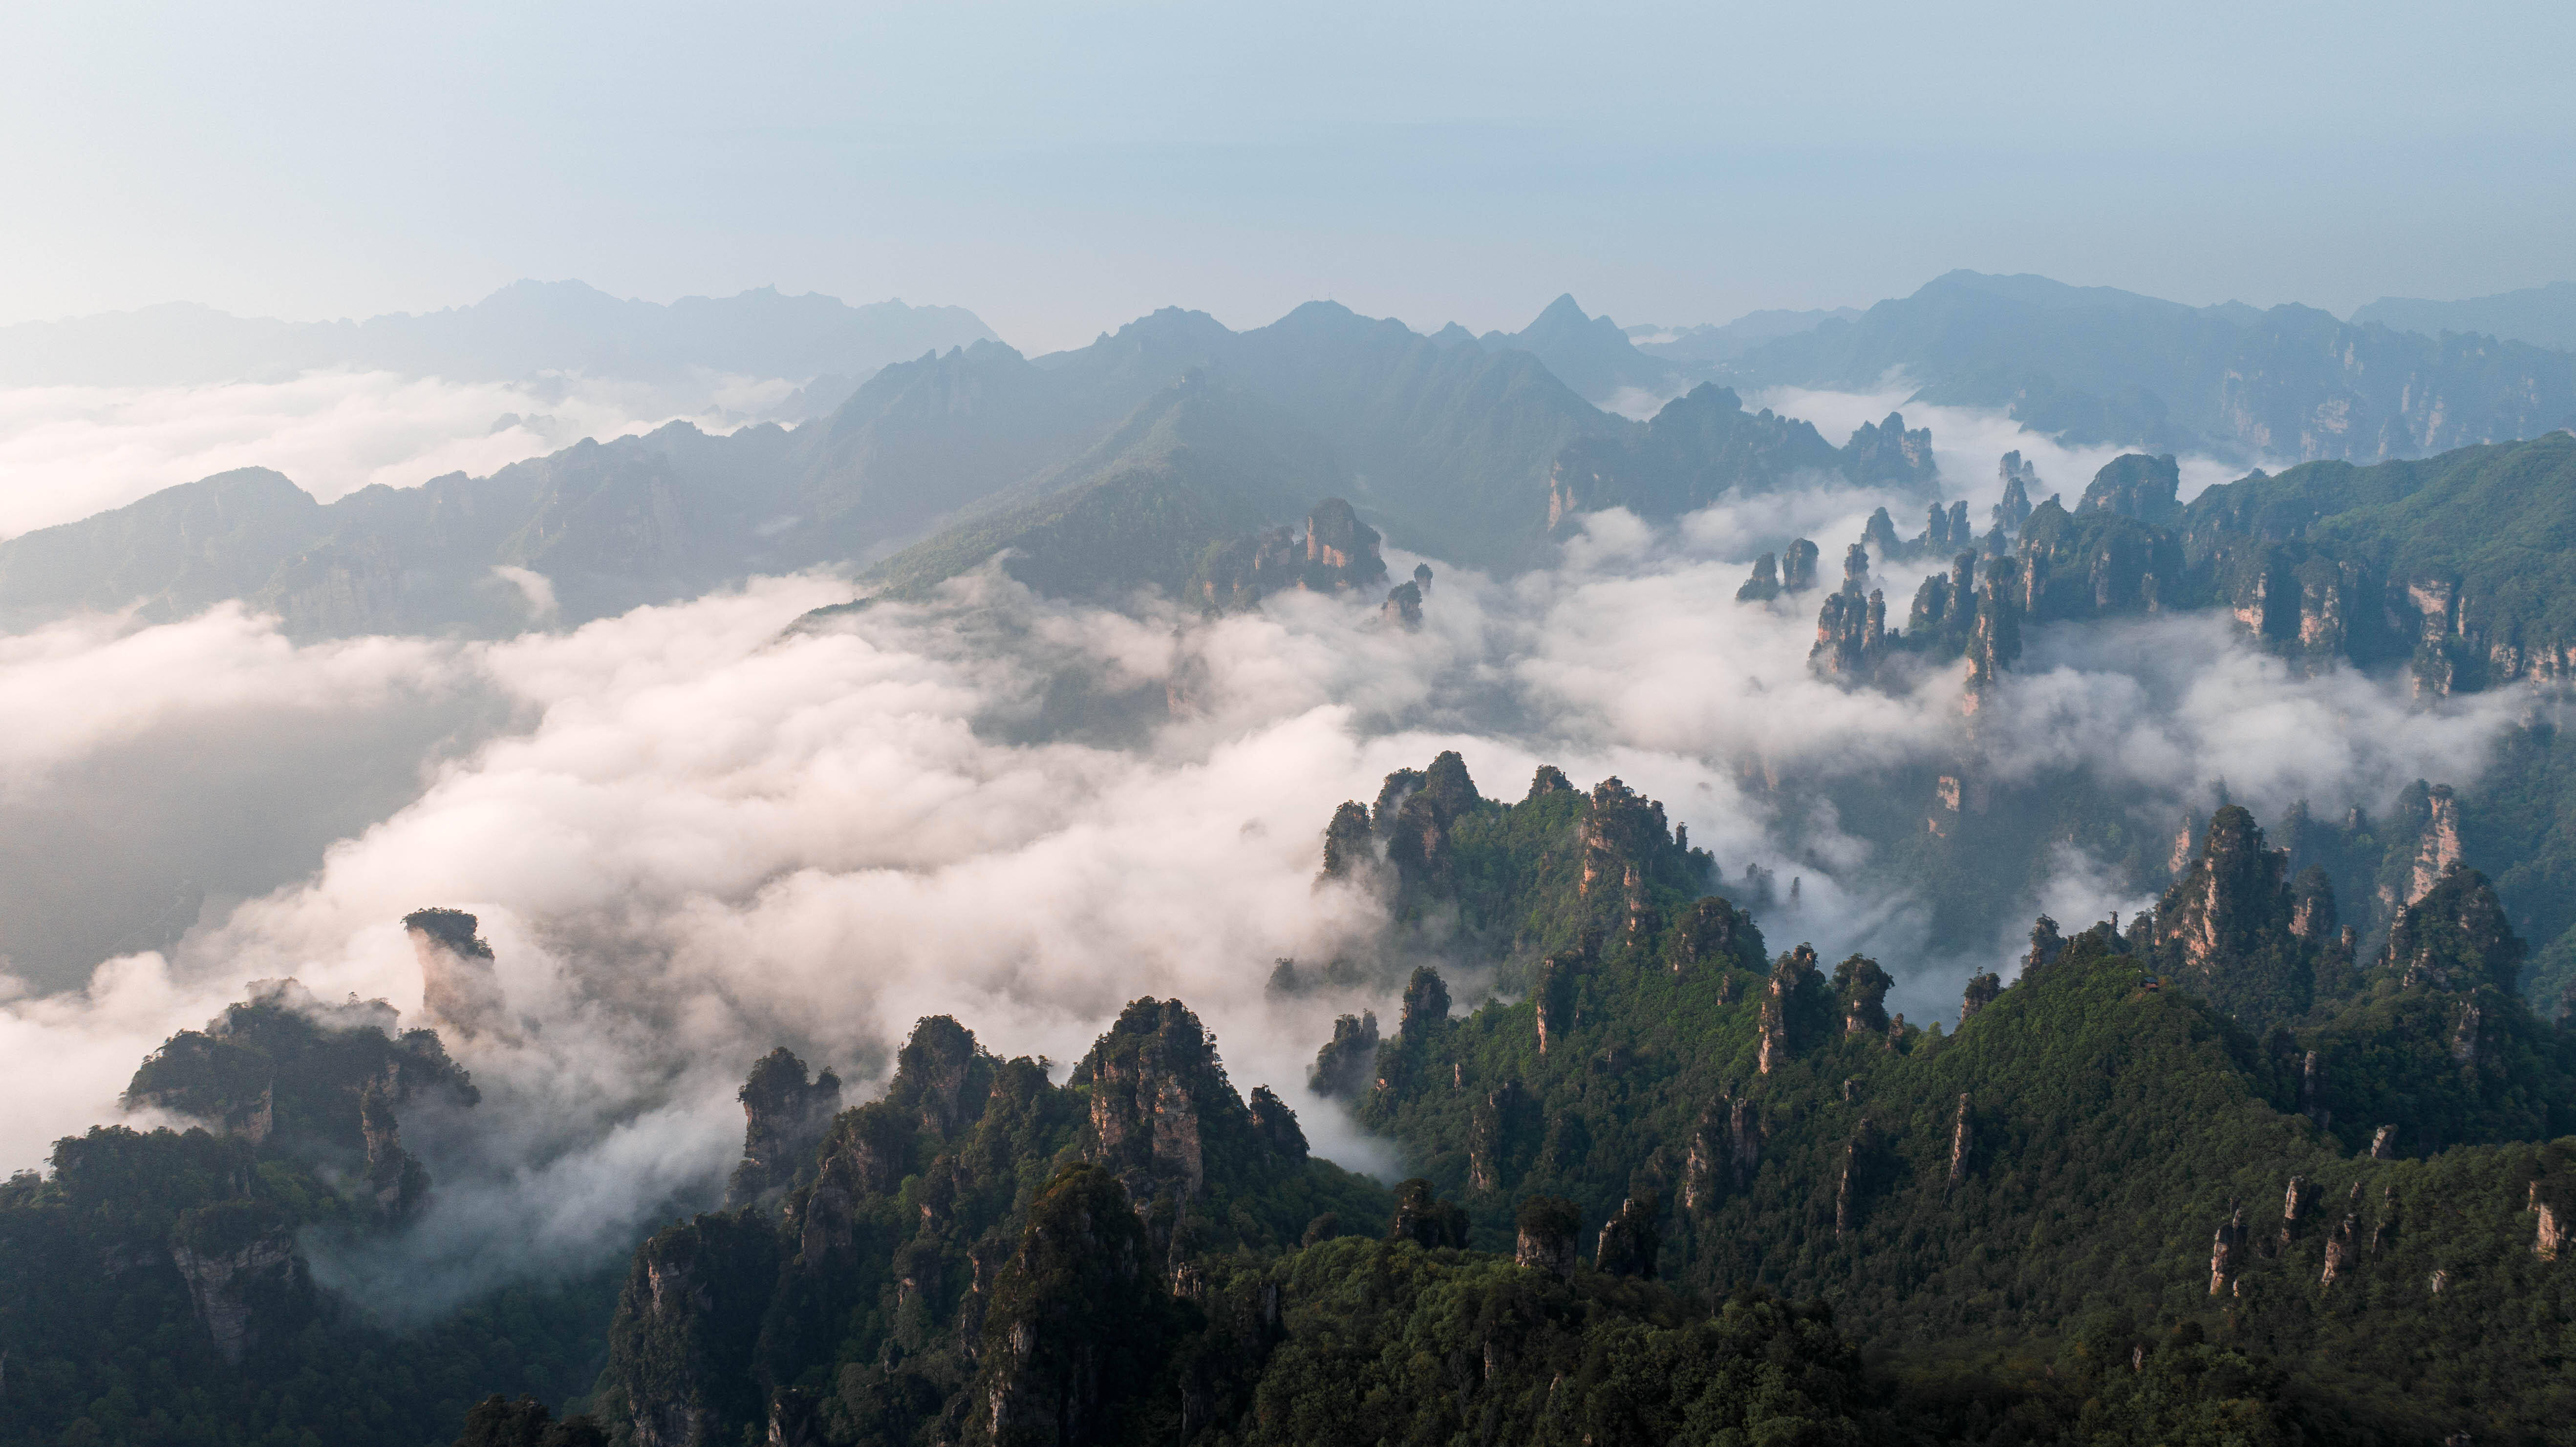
left=0, top=280, right=997, bottom=393
left=1475, top=293, right=1681, bottom=405
left=1729, top=270, right=2576, bottom=464
left=0, top=303, right=1942, bottom=636
left=1776, top=433, right=2576, bottom=1010
left=1627, top=306, right=1866, bottom=363
left=2354, top=280, right=2576, bottom=353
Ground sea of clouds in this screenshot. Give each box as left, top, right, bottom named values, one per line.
left=0, top=386, right=2533, bottom=1315
left=0, top=369, right=808, bottom=538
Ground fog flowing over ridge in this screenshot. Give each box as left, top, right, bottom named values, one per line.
left=0, top=392, right=2533, bottom=1319
left=0, top=370, right=829, bottom=540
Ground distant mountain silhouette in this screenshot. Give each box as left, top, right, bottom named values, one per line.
left=0, top=279, right=998, bottom=390
left=2353, top=281, right=2576, bottom=353
left=1732, top=270, right=2576, bottom=462
left=1476, top=293, right=1678, bottom=404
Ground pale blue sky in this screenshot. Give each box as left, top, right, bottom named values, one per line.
left=3, top=0, right=2569, bottom=350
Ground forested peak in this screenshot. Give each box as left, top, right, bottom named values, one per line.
left=1526, top=763, right=1575, bottom=799
left=887, top=1013, right=998, bottom=1136
left=1841, top=409, right=1938, bottom=490
left=1418, top=749, right=1480, bottom=818
left=2381, top=863, right=2524, bottom=993
left=1076, top=997, right=1262, bottom=1204
left=123, top=976, right=476, bottom=1162
left=726, top=1048, right=843, bottom=1208
left=2079, top=452, right=2184, bottom=523
left=2144, top=805, right=2317, bottom=1029
left=403, top=906, right=494, bottom=959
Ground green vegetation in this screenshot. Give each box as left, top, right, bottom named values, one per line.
left=0, top=993, right=616, bottom=1447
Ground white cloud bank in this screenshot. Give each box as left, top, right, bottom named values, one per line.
left=0, top=370, right=807, bottom=538
left=0, top=390, right=2527, bottom=1314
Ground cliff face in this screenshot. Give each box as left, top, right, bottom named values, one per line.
left=611, top=1212, right=782, bottom=1447
left=2380, top=862, right=2523, bottom=994
left=1186, top=498, right=1389, bottom=612
left=167, top=1201, right=306, bottom=1365
left=596, top=1004, right=1383, bottom=1447
left=1078, top=999, right=1236, bottom=1204
left=1840, top=411, right=1938, bottom=491
left=1546, top=385, right=1849, bottom=528
left=2148, top=805, right=2321, bottom=1029
left=725, top=1049, right=844, bottom=1208
left=120, top=975, right=475, bottom=1221
left=407, top=907, right=515, bottom=1042
left=967, top=1165, right=1174, bottom=1447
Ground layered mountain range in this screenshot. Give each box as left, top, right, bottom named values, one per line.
left=6, top=275, right=2571, bottom=640
left=0, top=304, right=1937, bottom=636
left=0, top=280, right=996, bottom=393
left=1722, top=271, right=2576, bottom=464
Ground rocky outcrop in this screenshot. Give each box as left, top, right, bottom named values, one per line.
left=1308, top=1012, right=1378, bottom=1098
left=1319, top=801, right=1374, bottom=881
left=1078, top=999, right=1238, bottom=1204
left=1962, top=559, right=2023, bottom=700
left=2290, top=866, right=2338, bottom=943
left=1397, top=967, right=1450, bottom=1041
left=2148, top=806, right=2318, bottom=1029
left=2321, top=1214, right=2360, bottom=1287
left=1960, top=971, right=2001, bottom=1026
left=1246, top=1085, right=1307, bottom=1162
left=169, top=1203, right=302, bottom=1365
left=1992, top=453, right=2038, bottom=532
left=1379, top=579, right=1423, bottom=629
left=726, top=1048, right=843, bottom=1208
left=888, top=1015, right=997, bottom=1137
left=1781, top=539, right=1821, bottom=593
left=1946, top=1095, right=1972, bottom=1187
left=1841, top=411, right=1938, bottom=490
left=357, top=1078, right=427, bottom=1218
left=1378, top=751, right=1481, bottom=900
left=1535, top=951, right=1583, bottom=1056
left=610, top=1211, right=782, bottom=1447
left=1192, top=526, right=1301, bottom=609
left=406, top=907, right=515, bottom=1042
left=1302, top=499, right=1387, bottom=592
left=121, top=973, right=474, bottom=1213
left=1577, top=776, right=1675, bottom=941
left=2383, top=863, right=2523, bottom=994
left=1735, top=552, right=1782, bottom=603
left=2534, top=1181, right=2565, bottom=1261
left=1834, top=955, right=1893, bottom=1036
left=1668, top=895, right=1759, bottom=975
left=2279, top=1176, right=2315, bottom=1254
left=2209, top=1207, right=2244, bottom=1294
left=2396, top=785, right=2464, bottom=913
left=1386, top=1178, right=1470, bottom=1249
left=1514, top=1196, right=1580, bottom=1275
left=2370, top=1125, right=2400, bottom=1160
left=1809, top=587, right=1888, bottom=678
left=1904, top=553, right=1981, bottom=655
left=1757, top=946, right=1820, bottom=1075
left=1593, top=1193, right=1661, bottom=1278
left=968, top=1165, right=1164, bottom=1447
left=1468, top=1080, right=1528, bottom=1192
left=1682, top=1098, right=1761, bottom=1210
left=2078, top=453, right=2183, bottom=524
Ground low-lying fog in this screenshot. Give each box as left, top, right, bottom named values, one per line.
left=0, top=386, right=2525, bottom=1316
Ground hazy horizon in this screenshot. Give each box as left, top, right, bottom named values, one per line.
left=6, top=0, right=2571, bottom=353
